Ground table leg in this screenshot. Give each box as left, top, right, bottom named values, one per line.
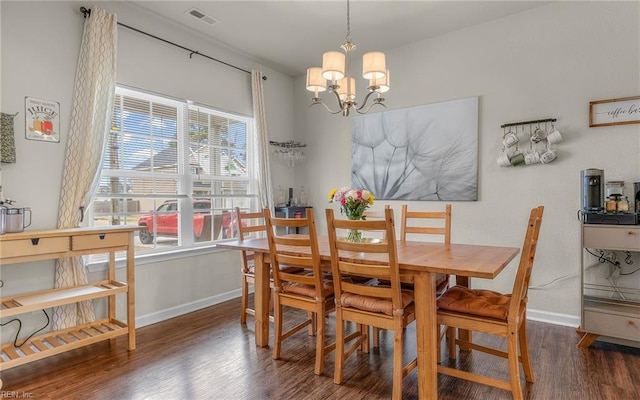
left=414, top=272, right=438, bottom=400
left=254, top=252, right=270, bottom=347
left=126, top=232, right=136, bottom=350
left=455, top=276, right=471, bottom=349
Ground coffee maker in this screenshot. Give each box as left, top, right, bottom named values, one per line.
left=581, top=169, right=639, bottom=224
left=581, top=169, right=604, bottom=212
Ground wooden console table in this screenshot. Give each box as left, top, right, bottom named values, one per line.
left=579, top=224, right=640, bottom=347
left=273, top=206, right=312, bottom=234
left=0, top=226, right=138, bottom=370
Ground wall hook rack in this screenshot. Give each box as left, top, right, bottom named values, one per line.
left=500, top=118, right=556, bottom=129
left=497, top=118, right=563, bottom=167
left=269, top=140, right=307, bottom=168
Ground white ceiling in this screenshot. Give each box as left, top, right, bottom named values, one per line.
left=130, top=1, right=549, bottom=77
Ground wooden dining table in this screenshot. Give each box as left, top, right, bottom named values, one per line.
left=217, top=236, right=519, bottom=400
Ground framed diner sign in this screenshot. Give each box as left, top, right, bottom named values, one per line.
left=25, top=96, right=60, bottom=142
left=589, top=95, right=640, bottom=127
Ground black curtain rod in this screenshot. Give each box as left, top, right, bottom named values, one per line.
left=80, top=7, right=266, bottom=80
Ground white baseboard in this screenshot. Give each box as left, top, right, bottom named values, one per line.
left=135, top=295, right=580, bottom=331
left=526, top=308, right=580, bottom=328
left=136, top=289, right=242, bottom=328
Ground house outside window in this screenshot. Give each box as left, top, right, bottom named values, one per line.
left=89, top=85, right=257, bottom=254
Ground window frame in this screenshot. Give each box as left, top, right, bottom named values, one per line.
left=88, top=84, right=258, bottom=261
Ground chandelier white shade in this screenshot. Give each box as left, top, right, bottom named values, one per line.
left=322, top=51, right=346, bottom=81
left=306, top=0, right=389, bottom=116
left=362, top=52, right=386, bottom=80
left=337, top=77, right=356, bottom=102
left=370, top=70, right=390, bottom=93
left=306, top=67, right=327, bottom=94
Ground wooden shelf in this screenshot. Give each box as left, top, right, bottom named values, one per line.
left=580, top=224, right=640, bottom=347
left=0, top=280, right=128, bottom=319
left=0, top=226, right=138, bottom=371
left=0, top=318, right=127, bottom=370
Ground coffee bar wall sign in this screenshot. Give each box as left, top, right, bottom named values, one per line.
left=497, top=118, right=562, bottom=168
left=589, top=95, right=640, bottom=127
left=25, top=96, right=60, bottom=142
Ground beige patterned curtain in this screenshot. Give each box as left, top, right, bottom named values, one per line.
left=53, top=7, right=118, bottom=329
left=251, top=70, right=274, bottom=210
left=0, top=112, right=18, bottom=163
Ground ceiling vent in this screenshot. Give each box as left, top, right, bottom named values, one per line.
left=185, top=8, right=218, bottom=26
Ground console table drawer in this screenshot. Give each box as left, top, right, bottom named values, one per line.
left=72, top=232, right=129, bottom=251
left=583, top=226, right=640, bottom=251
left=584, top=310, right=640, bottom=341
left=1, top=237, right=70, bottom=258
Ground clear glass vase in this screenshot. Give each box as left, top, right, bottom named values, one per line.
left=346, top=215, right=364, bottom=243
left=346, top=228, right=363, bottom=243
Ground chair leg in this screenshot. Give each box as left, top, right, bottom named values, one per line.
left=392, top=318, right=404, bottom=400
left=240, top=275, right=249, bottom=325
left=308, top=311, right=317, bottom=335
left=519, top=319, right=534, bottom=383
left=314, top=307, right=326, bottom=375
left=359, top=324, right=369, bottom=354
left=334, top=309, right=345, bottom=385
left=437, top=324, right=443, bottom=363
left=507, top=328, right=524, bottom=400
left=447, top=326, right=456, bottom=359
left=272, top=296, right=283, bottom=360
left=372, top=327, right=380, bottom=348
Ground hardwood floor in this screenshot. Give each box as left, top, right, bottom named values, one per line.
left=1, top=296, right=639, bottom=399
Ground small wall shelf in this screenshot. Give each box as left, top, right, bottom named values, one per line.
left=269, top=140, right=307, bottom=167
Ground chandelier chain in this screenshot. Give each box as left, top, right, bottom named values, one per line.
left=345, top=0, right=351, bottom=43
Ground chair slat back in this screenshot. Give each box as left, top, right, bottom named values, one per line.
left=400, top=204, right=451, bottom=244
left=326, top=208, right=404, bottom=311
left=363, top=204, right=390, bottom=241
left=234, top=207, right=267, bottom=272
left=264, top=208, right=326, bottom=298
left=508, top=206, right=544, bottom=320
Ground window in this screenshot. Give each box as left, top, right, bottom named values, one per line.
left=90, top=86, right=257, bottom=253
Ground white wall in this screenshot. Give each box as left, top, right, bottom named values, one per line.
left=294, top=1, right=640, bottom=322
left=0, top=1, right=295, bottom=341
left=2, top=1, right=638, bottom=342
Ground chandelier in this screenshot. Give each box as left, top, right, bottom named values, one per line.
left=305, top=0, right=389, bottom=117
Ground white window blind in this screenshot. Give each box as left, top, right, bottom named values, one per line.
left=91, top=86, right=256, bottom=253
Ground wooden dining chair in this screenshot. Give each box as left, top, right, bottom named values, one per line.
left=368, top=204, right=453, bottom=349
left=234, top=207, right=305, bottom=325
left=362, top=204, right=391, bottom=241
left=400, top=203, right=452, bottom=294
left=264, top=207, right=335, bottom=376
left=326, top=207, right=417, bottom=400
left=234, top=207, right=269, bottom=325
left=362, top=204, right=391, bottom=346
left=436, top=206, right=544, bottom=400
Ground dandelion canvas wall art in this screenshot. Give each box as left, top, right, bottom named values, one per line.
left=351, top=97, right=478, bottom=201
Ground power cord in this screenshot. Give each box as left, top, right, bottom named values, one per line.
left=0, top=309, right=50, bottom=348
left=585, top=248, right=620, bottom=267
left=529, top=273, right=577, bottom=290
left=620, top=266, right=640, bottom=276
left=587, top=248, right=640, bottom=276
